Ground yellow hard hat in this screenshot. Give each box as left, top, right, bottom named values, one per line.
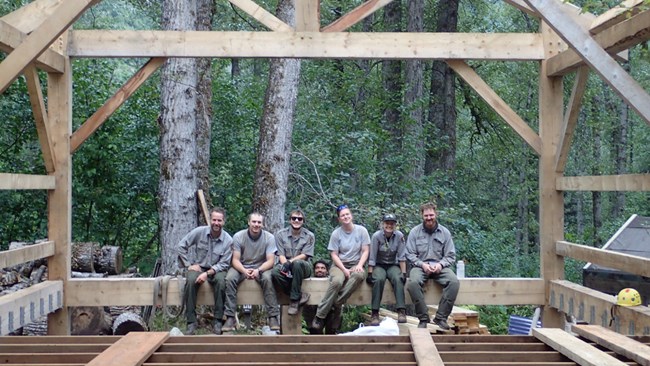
left=616, top=288, right=642, bottom=306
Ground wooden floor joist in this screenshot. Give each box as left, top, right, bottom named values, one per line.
left=573, top=324, right=650, bottom=366
left=533, top=328, right=628, bottom=366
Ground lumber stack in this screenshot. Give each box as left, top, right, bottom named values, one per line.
left=427, top=305, right=490, bottom=334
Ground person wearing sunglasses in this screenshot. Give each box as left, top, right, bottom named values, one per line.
left=271, top=209, right=315, bottom=315
left=311, top=204, right=370, bottom=332
left=367, top=213, right=407, bottom=325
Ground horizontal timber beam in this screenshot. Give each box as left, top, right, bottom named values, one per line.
left=556, top=240, right=650, bottom=278
left=549, top=280, right=650, bottom=335
left=0, top=173, right=55, bottom=190
left=0, top=280, right=63, bottom=335
left=0, top=240, right=54, bottom=269
left=65, top=277, right=545, bottom=307
left=67, top=31, right=545, bottom=60
left=556, top=174, right=650, bottom=191
left=0, top=19, right=65, bottom=73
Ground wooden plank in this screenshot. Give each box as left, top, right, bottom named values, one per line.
left=0, top=0, right=96, bottom=94
left=146, top=351, right=414, bottom=363
left=447, top=60, right=542, bottom=155
left=555, top=66, right=589, bottom=173
left=0, top=343, right=108, bottom=353
left=159, top=342, right=412, bottom=352
left=0, top=335, right=120, bottom=344
left=0, top=280, right=63, bottom=335
left=0, top=173, right=55, bottom=190
left=322, top=0, right=393, bottom=33
left=0, top=0, right=65, bottom=34
left=556, top=241, right=650, bottom=278
left=70, top=57, right=165, bottom=154
left=0, top=240, right=55, bottom=269
left=67, top=30, right=545, bottom=60
left=0, top=19, right=65, bottom=73
left=227, top=0, right=292, bottom=32
left=556, top=174, right=650, bottom=192
left=533, top=328, right=628, bottom=366
left=87, top=332, right=168, bottom=366
left=504, top=0, right=596, bottom=28
left=296, top=0, right=319, bottom=32
left=573, top=324, right=650, bottom=366
left=548, top=9, right=650, bottom=76
left=197, top=189, right=210, bottom=226
left=66, top=277, right=544, bottom=307
left=550, top=280, right=650, bottom=335
left=590, top=0, right=646, bottom=34
left=25, top=64, right=56, bottom=173
left=409, top=328, right=444, bottom=366
left=526, top=0, right=650, bottom=125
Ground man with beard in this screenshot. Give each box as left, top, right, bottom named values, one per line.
left=271, top=209, right=314, bottom=315
left=222, top=212, right=280, bottom=332
left=302, top=260, right=342, bottom=334
left=406, top=202, right=460, bottom=330
left=177, top=207, right=233, bottom=335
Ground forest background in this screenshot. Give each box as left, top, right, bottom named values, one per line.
left=0, top=0, right=648, bottom=333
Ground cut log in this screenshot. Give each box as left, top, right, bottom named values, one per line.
left=95, top=246, right=122, bottom=275
left=113, top=312, right=147, bottom=335
left=71, top=306, right=113, bottom=335
left=71, top=242, right=99, bottom=272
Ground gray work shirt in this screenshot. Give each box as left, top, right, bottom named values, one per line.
left=328, top=224, right=370, bottom=266
left=232, top=229, right=277, bottom=269
left=177, top=226, right=233, bottom=273
left=405, top=223, right=456, bottom=269
left=369, top=229, right=406, bottom=266
left=275, top=226, right=315, bottom=260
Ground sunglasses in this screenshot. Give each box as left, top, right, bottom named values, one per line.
left=290, top=216, right=304, bottom=222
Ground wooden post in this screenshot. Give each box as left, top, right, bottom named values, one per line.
left=538, top=21, right=565, bottom=328
left=46, top=32, right=72, bottom=335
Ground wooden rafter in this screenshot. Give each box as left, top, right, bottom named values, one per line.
left=296, top=0, right=320, bottom=32
left=67, top=31, right=545, bottom=60
left=70, top=58, right=165, bottom=154
left=0, top=0, right=96, bottom=94
left=25, top=65, right=56, bottom=173
left=0, top=173, right=55, bottom=190
left=0, top=0, right=64, bottom=34
left=557, top=174, right=650, bottom=192
left=321, top=0, right=393, bottom=33
left=503, top=0, right=596, bottom=29
left=447, top=60, right=542, bottom=155
left=556, top=241, right=650, bottom=278
left=227, top=0, right=292, bottom=32
left=0, top=20, right=65, bottom=73
left=525, top=0, right=650, bottom=125
left=548, top=9, right=650, bottom=76
left=590, top=0, right=646, bottom=34
left=555, top=66, right=589, bottom=173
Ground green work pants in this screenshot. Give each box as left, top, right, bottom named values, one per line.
left=406, top=267, right=459, bottom=322
left=370, top=264, right=405, bottom=311
left=315, top=265, right=365, bottom=319
left=271, top=259, right=313, bottom=301
left=184, top=270, right=227, bottom=324
left=224, top=267, right=280, bottom=318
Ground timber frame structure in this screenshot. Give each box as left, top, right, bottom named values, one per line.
left=1, top=0, right=650, bottom=364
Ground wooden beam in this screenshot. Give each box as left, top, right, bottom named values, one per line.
left=533, top=328, right=628, bottom=366
left=0, top=173, right=55, bottom=190
left=0, top=0, right=65, bottom=34
left=547, top=9, right=650, bottom=76
left=227, top=0, right=292, bottom=32
left=0, top=20, right=65, bottom=73
left=555, top=66, right=588, bottom=174
left=572, top=324, right=650, bottom=366
left=67, top=30, right=545, bottom=60
left=503, top=0, right=596, bottom=29
left=410, top=328, right=444, bottom=366
left=296, top=0, right=319, bottom=32
left=25, top=65, right=56, bottom=173
left=557, top=174, right=650, bottom=192
left=447, top=60, right=542, bottom=155
left=556, top=241, right=650, bottom=278
left=65, top=277, right=545, bottom=307
left=0, top=0, right=96, bottom=94
left=0, top=280, right=63, bottom=335
left=197, top=189, right=210, bottom=225
left=70, top=57, right=165, bottom=154
left=86, top=332, right=168, bottom=366
left=550, top=280, right=650, bottom=335
left=0, top=241, right=55, bottom=269
left=322, top=0, right=392, bottom=33
left=525, top=0, right=650, bottom=125
left=590, top=0, right=646, bottom=34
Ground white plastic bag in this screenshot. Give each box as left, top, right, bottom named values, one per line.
left=340, top=317, right=399, bottom=336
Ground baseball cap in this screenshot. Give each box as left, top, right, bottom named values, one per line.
left=382, top=213, right=397, bottom=222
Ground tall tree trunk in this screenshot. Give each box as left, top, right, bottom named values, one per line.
left=159, top=0, right=199, bottom=273
left=252, top=0, right=300, bottom=233
left=403, top=0, right=425, bottom=180
left=426, top=0, right=459, bottom=174
left=613, top=61, right=630, bottom=218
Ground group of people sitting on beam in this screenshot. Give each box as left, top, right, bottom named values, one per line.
left=177, top=202, right=459, bottom=335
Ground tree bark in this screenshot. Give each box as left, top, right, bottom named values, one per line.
left=112, top=312, right=147, bottom=335
left=71, top=241, right=98, bottom=273
left=95, top=246, right=123, bottom=275
left=159, top=0, right=200, bottom=273
left=252, top=0, right=300, bottom=233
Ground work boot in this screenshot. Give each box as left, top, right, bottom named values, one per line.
left=186, top=322, right=198, bottom=335
left=417, top=320, right=428, bottom=329
left=397, top=309, right=407, bottom=324
left=370, top=310, right=380, bottom=326
left=433, top=318, right=450, bottom=330
left=311, top=316, right=324, bottom=332
left=222, top=316, right=236, bottom=332
left=288, top=292, right=310, bottom=315
left=269, top=316, right=281, bottom=331
left=213, top=320, right=223, bottom=335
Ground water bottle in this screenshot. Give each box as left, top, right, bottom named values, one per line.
left=457, top=260, right=465, bottom=279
